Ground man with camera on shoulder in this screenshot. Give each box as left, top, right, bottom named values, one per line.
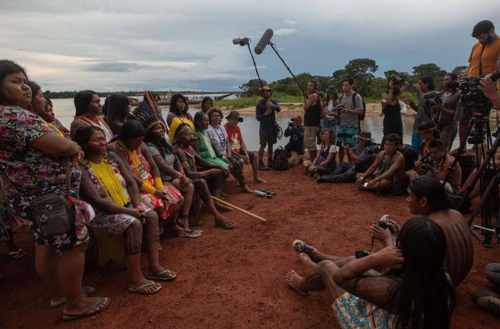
left=317, top=131, right=375, bottom=183
left=355, top=134, right=405, bottom=194
left=284, top=116, right=305, bottom=166
left=410, top=139, right=462, bottom=193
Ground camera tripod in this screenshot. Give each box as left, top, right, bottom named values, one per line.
left=447, top=106, right=499, bottom=247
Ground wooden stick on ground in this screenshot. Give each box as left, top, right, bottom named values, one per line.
left=212, top=196, right=267, bottom=222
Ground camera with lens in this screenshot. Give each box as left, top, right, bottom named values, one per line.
left=391, top=77, right=405, bottom=86
left=420, top=152, right=432, bottom=170
left=288, top=121, right=294, bottom=128
left=366, top=145, right=380, bottom=155
left=336, top=104, right=348, bottom=112
left=456, top=71, right=500, bottom=110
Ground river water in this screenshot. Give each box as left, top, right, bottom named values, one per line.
left=53, top=98, right=420, bottom=150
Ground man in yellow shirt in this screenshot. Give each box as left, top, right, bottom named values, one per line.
left=455, top=20, right=500, bottom=143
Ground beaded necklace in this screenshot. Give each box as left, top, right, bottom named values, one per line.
left=88, top=158, right=129, bottom=206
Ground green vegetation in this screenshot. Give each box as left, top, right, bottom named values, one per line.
left=215, top=94, right=302, bottom=109
left=238, top=58, right=465, bottom=101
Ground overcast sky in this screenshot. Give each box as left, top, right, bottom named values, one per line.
left=1, top=0, right=498, bottom=92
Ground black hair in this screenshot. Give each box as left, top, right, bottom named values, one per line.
left=309, top=80, right=318, bottom=90
left=342, top=78, right=354, bottom=85
left=173, top=123, right=191, bottom=143
left=386, top=86, right=401, bottom=96
left=408, top=176, right=451, bottom=212
left=391, top=216, right=455, bottom=329
left=118, top=119, right=145, bottom=141
left=384, top=133, right=401, bottom=146
left=201, top=96, right=213, bottom=112
left=74, top=126, right=105, bottom=149
left=74, top=90, right=98, bottom=116
left=472, top=20, right=494, bottom=38
left=169, top=93, right=189, bottom=116
left=0, top=60, right=28, bottom=105
left=193, top=111, right=208, bottom=130
left=144, top=122, right=171, bottom=160
left=428, top=139, right=445, bottom=151
left=104, top=94, right=130, bottom=125
left=420, top=76, right=435, bottom=91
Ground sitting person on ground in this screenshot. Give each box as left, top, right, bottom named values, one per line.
left=355, top=134, right=405, bottom=194
left=284, top=116, right=305, bottom=166
left=194, top=111, right=253, bottom=193
left=131, top=97, right=201, bottom=237
left=224, top=110, right=266, bottom=183
left=397, top=139, right=419, bottom=172
left=200, top=96, right=213, bottom=113
left=417, top=121, right=440, bottom=157
left=472, top=262, right=500, bottom=316
left=287, top=215, right=456, bottom=329
left=77, top=126, right=176, bottom=294
left=410, top=139, right=462, bottom=193
left=295, top=176, right=473, bottom=287
left=317, top=131, right=376, bottom=183
left=109, top=120, right=184, bottom=235
left=172, top=123, right=236, bottom=230
left=303, top=128, right=337, bottom=177
left=166, top=93, right=194, bottom=143
left=70, top=90, right=114, bottom=142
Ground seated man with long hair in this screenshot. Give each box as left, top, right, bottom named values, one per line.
left=287, top=216, right=455, bottom=329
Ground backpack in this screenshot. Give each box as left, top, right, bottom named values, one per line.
left=272, top=146, right=289, bottom=171
left=339, top=92, right=366, bottom=120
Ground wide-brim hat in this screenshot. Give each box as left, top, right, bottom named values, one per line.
left=225, top=110, right=243, bottom=122
left=356, top=131, right=373, bottom=141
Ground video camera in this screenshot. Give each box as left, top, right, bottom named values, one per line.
left=420, top=152, right=432, bottom=171
left=457, top=70, right=500, bottom=110
left=390, top=76, right=405, bottom=86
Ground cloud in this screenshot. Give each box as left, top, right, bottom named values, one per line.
left=0, top=0, right=498, bottom=91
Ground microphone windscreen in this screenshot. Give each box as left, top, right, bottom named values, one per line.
left=232, top=38, right=241, bottom=45
left=254, top=29, right=273, bottom=55
left=239, top=37, right=250, bottom=46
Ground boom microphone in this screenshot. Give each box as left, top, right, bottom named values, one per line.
left=423, top=91, right=444, bottom=100
left=254, top=29, right=273, bottom=55
left=239, top=37, right=250, bottom=46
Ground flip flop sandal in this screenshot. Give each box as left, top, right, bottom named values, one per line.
left=7, top=248, right=26, bottom=259
left=50, top=286, right=97, bottom=308
left=292, top=240, right=316, bottom=257
left=215, top=220, right=236, bottom=230
left=128, top=281, right=162, bottom=295
left=178, top=230, right=202, bottom=238
left=147, top=269, right=177, bottom=281
left=62, top=297, right=110, bottom=321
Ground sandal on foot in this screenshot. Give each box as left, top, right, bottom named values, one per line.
left=147, top=269, right=177, bottom=281
left=62, top=297, right=110, bottom=321
left=128, top=281, right=162, bottom=295
left=177, top=230, right=202, bottom=238
left=7, top=248, right=26, bottom=259
left=292, top=240, right=316, bottom=257
left=50, top=286, right=96, bottom=308
left=215, top=220, right=236, bottom=230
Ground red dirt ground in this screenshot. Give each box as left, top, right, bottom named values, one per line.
left=1, top=164, right=499, bottom=328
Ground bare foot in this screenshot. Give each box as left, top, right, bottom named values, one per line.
left=254, top=177, right=267, bottom=183
left=241, top=186, right=253, bottom=194
left=298, top=253, right=316, bottom=268
left=286, top=270, right=308, bottom=296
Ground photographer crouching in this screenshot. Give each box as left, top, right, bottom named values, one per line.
left=409, top=139, right=462, bottom=193
left=284, top=116, right=305, bottom=166
left=317, top=131, right=376, bottom=183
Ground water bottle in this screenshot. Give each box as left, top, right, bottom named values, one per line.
left=254, top=190, right=272, bottom=198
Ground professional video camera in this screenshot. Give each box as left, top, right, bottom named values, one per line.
left=457, top=70, right=500, bottom=110
left=390, top=76, right=405, bottom=86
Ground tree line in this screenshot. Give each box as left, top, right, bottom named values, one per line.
left=238, top=58, right=468, bottom=99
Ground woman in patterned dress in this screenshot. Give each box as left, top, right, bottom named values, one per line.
left=0, top=60, right=109, bottom=320
left=77, top=126, right=175, bottom=294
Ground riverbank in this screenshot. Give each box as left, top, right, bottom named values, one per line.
left=220, top=102, right=392, bottom=117
left=0, top=164, right=498, bottom=328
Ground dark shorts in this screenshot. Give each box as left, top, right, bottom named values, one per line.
left=259, top=129, right=277, bottom=146
left=454, top=100, right=492, bottom=122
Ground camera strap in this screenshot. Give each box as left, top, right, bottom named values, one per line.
left=479, top=44, right=486, bottom=75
